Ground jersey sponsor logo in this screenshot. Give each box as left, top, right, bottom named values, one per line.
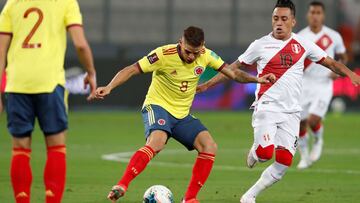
left=147, top=53, right=159, bottom=64
left=158, top=119, right=166, bottom=126
left=291, top=43, right=302, bottom=54
left=194, top=66, right=204, bottom=76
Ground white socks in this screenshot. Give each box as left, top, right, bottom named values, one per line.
left=243, top=162, right=288, bottom=198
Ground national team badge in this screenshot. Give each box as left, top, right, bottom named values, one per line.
left=291, top=43, right=302, bottom=54
left=158, top=119, right=166, bottom=126
left=147, top=53, right=159, bottom=64
left=194, top=66, right=204, bottom=76
left=322, top=37, right=329, bottom=47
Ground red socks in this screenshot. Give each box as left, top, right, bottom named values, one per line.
left=11, top=148, right=32, bottom=203
left=184, top=153, right=215, bottom=201
left=118, top=145, right=155, bottom=190
left=44, top=145, right=67, bottom=203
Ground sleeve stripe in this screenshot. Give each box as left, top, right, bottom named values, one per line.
left=66, top=24, right=83, bottom=29
left=216, top=63, right=227, bottom=72
left=0, top=32, right=12, bottom=36
left=135, top=62, right=144, bottom=73
left=316, top=57, right=326, bottom=64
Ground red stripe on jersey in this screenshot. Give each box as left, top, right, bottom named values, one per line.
left=304, top=34, right=333, bottom=70
left=135, top=62, right=143, bottom=73
left=216, top=63, right=227, bottom=72
left=258, top=39, right=305, bottom=100
left=66, top=24, right=83, bottom=30
left=0, top=32, right=13, bottom=36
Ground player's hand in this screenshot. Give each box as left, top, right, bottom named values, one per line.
left=95, top=86, right=112, bottom=99
left=258, top=73, right=276, bottom=84
left=350, top=72, right=360, bottom=86
left=84, top=72, right=97, bottom=101
left=196, top=83, right=209, bottom=93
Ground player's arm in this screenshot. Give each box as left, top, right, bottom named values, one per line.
left=321, top=57, right=360, bottom=85
left=68, top=26, right=97, bottom=100
left=197, top=60, right=276, bottom=93
left=0, top=34, right=11, bottom=113
left=329, top=53, right=348, bottom=80
left=94, top=63, right=142, bottom=99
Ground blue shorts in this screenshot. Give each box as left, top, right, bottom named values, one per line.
left=141, top=104, right=207, bottom=150
left=6, top=85, right=68, bottom=137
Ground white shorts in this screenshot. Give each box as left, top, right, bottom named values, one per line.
left=300, top=79, right=333, bottom=120
left=252, top=110, right=300, bottom=156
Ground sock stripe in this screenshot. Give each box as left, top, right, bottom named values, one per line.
left=12, top=148, right=31, bottom=158
left=311, top=123, right=322, bottom=133
left=198, top=153, right=215, bottom=161
left=139, top=146, right=155, bottom=160
left=47, top=145, right=66, bottom=154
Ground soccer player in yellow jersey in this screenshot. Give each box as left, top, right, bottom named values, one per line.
left=94, top=26, right=275, bottom=203
left=0, top=0, right=97, bottom=202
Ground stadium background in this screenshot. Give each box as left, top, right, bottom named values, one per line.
left=1, top=0, right=359, bottom=111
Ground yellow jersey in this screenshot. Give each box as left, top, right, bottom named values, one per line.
left=0, top=0, right=82, bottom=93
left=138, top=44, right=225, bottom=119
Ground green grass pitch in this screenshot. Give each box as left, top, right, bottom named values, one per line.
left=1, top=111, right=360, bottom=203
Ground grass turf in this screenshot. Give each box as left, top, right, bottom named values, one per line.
left=0, top=111, right=359, bottom=203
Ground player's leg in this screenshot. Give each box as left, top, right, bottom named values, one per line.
left=44, top=132, right=67, bottom=203
left=308, top=114, right=324, bottom=162
left=6, top=93, right=35, bottom=203
left=241, top=112, right=298, bottom=203
left=246, top=111, right=277, bottom=168
left=108, top=105, right=171, bottom=201
left=35, top=85, right=68, bottom=203
left=297, top=119, right=311, bottom=169
left=307, top=92, right=331, bottom=163
left=171, top=115, right=212, bottom=202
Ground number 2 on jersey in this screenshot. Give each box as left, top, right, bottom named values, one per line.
left=22, top=8, right=43, bottom=49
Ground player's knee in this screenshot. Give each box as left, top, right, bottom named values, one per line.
left=308, top=117, right=321, bottom=130
left=255, top=145, right=274, bottom=161
left=199, top=141, right=217, bottom=154
left=275, top=148, right=293, bottom=166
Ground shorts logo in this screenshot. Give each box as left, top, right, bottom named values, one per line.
left=291, top=43, right=302, bottom=54
left=158, top=119, right=166, bottom=126
left=147, top=53, right=159, bottom=64
left=194, top=66, right=204, bottom=76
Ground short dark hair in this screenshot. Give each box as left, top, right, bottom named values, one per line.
left=183, top=26, right=205, bottom=47
left=274, top=0, right=296, bottom=17
left=309, top=1, right=325, bottom=11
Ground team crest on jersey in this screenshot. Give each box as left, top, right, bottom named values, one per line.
left=194, top=66, right=204, bottom=76
left=322, top=37, right=329, bottom=47
left=147, top=53, right=159, bottom=64
left=157, top=119, right=166, bottom=126
left=291, top=44, right=302, bottom=54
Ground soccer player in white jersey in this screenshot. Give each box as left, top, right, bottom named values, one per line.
left=197, top=0, right=360, bottom=202
left=296, top=1, right=348, bottom=169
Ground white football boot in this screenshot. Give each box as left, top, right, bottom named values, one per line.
left=297, top=136, right=312, bottom=169
left=310, top=137, right=323, bottom=163
left=240, top=195, right=256, bottom=203
left=246, top=145, right=259, bottom=168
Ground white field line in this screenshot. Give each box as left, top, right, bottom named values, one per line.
left=101, top=149, right=360, bottom=175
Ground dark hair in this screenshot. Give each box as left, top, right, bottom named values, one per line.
left=309, top=1, right=325, bottom=11
left=274, top=0, right=296, bottom=17
left=183, top=26, right=205, bottom=47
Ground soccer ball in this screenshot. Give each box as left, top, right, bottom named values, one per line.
left=143, top=185, right=174, bottom=203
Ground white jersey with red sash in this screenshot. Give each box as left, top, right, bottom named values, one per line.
left=238, top=32, right=327, bottom=113
left=299, top=26, right=346, bottom=82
